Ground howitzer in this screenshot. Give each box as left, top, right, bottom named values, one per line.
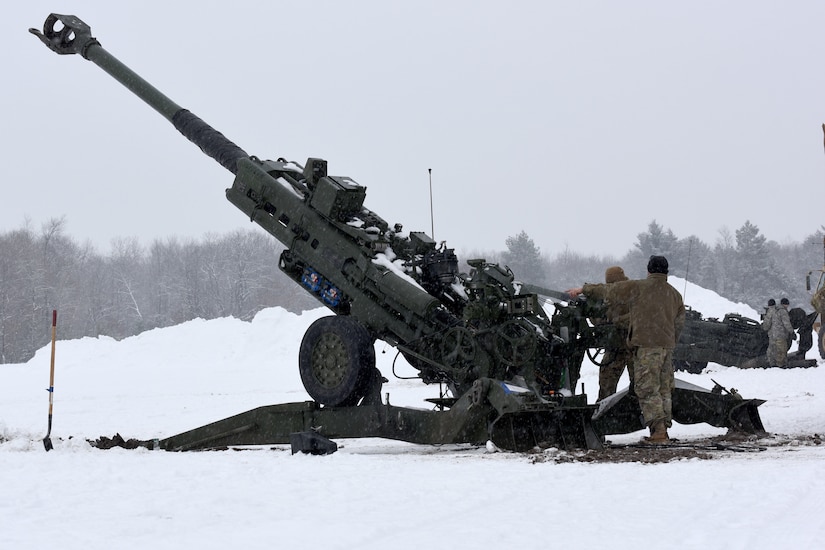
left=673, top=309, right=768, bottom=373
left=673, top=308, right=816, bottom=372
left=31, top=14, right=765, bottom=452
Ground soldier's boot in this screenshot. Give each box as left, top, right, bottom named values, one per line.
left=642, top=420, right=670, bottom=444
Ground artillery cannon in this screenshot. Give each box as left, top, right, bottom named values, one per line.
left=31, top=14, right=765, bottom=452
left=671, top=307, right=817, bottom=372
left=673, top=309, right=769, bottom=373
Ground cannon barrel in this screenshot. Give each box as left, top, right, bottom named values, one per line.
left=30, top=13, right=458, bottom=400
left=30, top=13, right=248, bottom=175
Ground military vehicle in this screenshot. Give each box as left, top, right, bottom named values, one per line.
left=806, top=236, right=825, bottom=359
left=30, top=14, right=765, bottom=453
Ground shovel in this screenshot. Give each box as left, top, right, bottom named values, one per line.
left=44, top=310, right=57, bottom=451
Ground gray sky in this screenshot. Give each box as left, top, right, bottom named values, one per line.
left=6, top=1, right=825, bottom=258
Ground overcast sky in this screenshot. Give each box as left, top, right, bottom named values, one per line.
left=6, top=1, right=825, bottom=259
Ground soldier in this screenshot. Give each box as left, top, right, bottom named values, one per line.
left=568, top=255, right=685, bottom=443
left=761, top=299, right=776, bottom=328
left=763, top=298, right=794, bottom=367
left=812, top=285, right=825, bottom=318
left=788, top=306, right=815, bottom=359
left=596, top=266, right=634, bottom=401
left=810, top=285, right=825, bottom=359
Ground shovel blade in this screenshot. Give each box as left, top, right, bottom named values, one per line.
left=43, top=437, right=53, bottom=451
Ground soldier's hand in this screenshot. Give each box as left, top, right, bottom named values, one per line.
left=566, top=287, right=583, bottom=299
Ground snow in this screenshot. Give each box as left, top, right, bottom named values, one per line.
left=2, top=281, right=824, bottom=549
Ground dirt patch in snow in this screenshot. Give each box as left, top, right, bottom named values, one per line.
left=527, top=433, right=823, bottom=464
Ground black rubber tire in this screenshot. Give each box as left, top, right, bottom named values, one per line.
left=299, top=316, right=376, bottom=407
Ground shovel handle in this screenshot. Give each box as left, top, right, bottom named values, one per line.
left=48, top=310, right=57, bottom=406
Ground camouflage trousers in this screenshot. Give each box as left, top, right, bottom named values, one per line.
left=766, top=337, right=789, bottom=367
left=598, top=346, right=635, bottom=401
left=633, top=347, right=675, bottom=427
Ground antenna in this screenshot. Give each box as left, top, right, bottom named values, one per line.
left=683, top=237, right=693, bottom=301
left=428, top=168, right=435, bottom=239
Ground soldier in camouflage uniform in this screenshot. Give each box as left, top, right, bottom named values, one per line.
left=812, top=285, right=825, bottom=318
left=811, top=285, right=825, bottom=359
left=568, top=255, right=685, bottom=443
left=596, top=266, right=634, bottom=401
left=762, top=299, right=776, bottom=321
left=761, top=298, right=776, bottom=358
left=763, top=297, right=794, bottom=367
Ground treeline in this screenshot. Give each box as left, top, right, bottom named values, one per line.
left=2, top=218, right=822, bottom=364
left=502, top=220, right=825, bottom=315
left=0, top=219, right=316, bottom=364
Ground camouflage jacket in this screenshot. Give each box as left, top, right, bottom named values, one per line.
left=596, top=289, right=631, bottom=350
left=811, top=286, right=825, bottom=316
left=582, top=273, right=685, bottom=349
left=761, top=306, right=775, bottom=332
left=763, top=304, right=793, bottom=341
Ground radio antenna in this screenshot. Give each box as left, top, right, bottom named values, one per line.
left=683, top=237, right=693, bottom=301
left=428, top=168, right=435, bottom=239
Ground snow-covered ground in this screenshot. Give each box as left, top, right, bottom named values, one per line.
left=2, top=277, right=824, bottom=549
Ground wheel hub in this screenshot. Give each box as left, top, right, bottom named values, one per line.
left=311, top=333, right=349, bottom=388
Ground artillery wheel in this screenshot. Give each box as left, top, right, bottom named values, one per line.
left=674, top=360, right=708, bottom=374
left=299, top=316, right=376, bottom=407
left=494, top=319, right=537, bottom=367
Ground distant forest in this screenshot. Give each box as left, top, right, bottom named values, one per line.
left=1, top=217, right=823, bottom=364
